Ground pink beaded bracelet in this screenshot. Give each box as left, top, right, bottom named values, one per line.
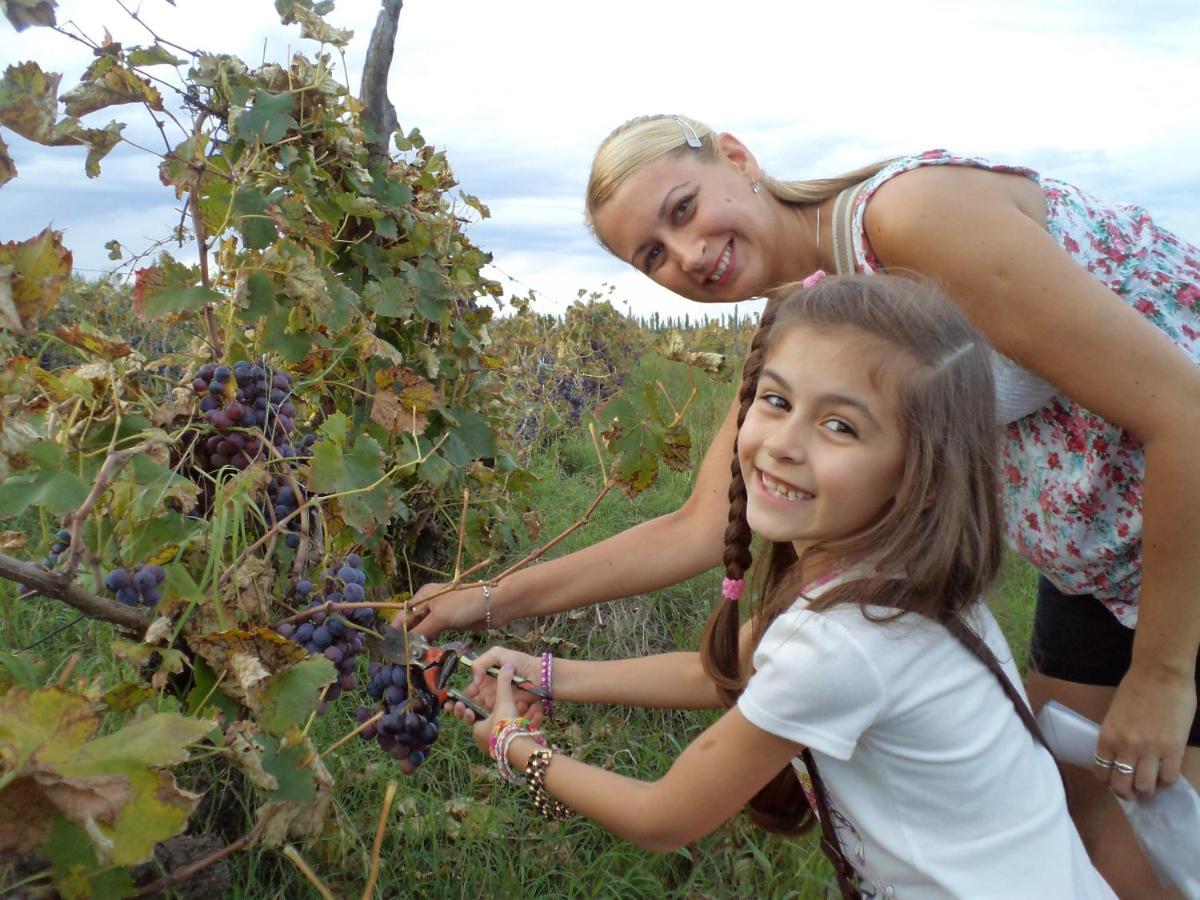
left=540, top=651, right=555, bottom=719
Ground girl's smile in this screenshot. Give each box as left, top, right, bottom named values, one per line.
left=738, top=325, right=911, bottom=556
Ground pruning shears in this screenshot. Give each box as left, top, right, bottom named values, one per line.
left=366, top=625, right=550, bottom=718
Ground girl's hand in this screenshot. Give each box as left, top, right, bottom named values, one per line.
left=448, top=663, right=520, bottom=754
left=391, top=581, right=489, bottom=638
left=463, top=646, right=545, bottom=729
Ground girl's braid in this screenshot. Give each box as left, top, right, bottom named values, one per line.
left=704, top=297, right=782, bottom=699
left=724, top=297, right=781, bottom=582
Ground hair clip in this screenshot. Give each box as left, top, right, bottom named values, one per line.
left=802, top=269, right=828, bottom=288
left=672, top=116, right=702, bottom=149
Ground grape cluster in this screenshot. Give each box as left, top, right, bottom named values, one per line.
left=267, top=475, right=306, bottom=549
left=103, top=563, right=166, bottom=607
left=190, top=361, right=314, bottom=471
left=42, top=528, right=71, bottom=569
left=358, top=661, right=442, bottom=768
left=274, top=554, right=375, bottom=711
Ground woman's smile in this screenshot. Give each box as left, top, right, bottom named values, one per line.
left=706, top=240, right=735, bottom=287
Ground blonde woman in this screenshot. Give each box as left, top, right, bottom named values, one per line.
left=409, top=115, right=1200, bottom=896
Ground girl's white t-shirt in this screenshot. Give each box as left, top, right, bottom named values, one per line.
left=738, top=594, right=1114, bottom=899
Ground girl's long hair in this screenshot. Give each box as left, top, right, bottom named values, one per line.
left=585, top=114, right=893, bottom=248
left=701, top=273, right=1003, bottom=835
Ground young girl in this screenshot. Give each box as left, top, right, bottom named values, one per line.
left=451, top=273, right=1115, bottom=898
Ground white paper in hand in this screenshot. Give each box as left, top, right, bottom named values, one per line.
left=1036, top=700, right=1200, bottom=899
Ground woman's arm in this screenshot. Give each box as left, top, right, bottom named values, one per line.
left=406, top=392, right=741, bottom=637
left=865, top=164, right=1200, bottom=794
left=473, top=667, right=800, bottom=853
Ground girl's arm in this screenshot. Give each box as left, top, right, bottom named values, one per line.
left=404, top=394, right=741, bottom=637
left=466, top=620, right=759, bottom=711
left=470, top=667, right=801, bottom=853
left=865, top=164, right=1200, bottom=794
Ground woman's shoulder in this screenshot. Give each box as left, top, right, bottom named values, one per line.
left=855, top=151, right=1048, bottom=268
left=868, top=150, right=1041, bottom=189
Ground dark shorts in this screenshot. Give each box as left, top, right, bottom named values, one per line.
left=1029, top=576, right=1200, bottom=747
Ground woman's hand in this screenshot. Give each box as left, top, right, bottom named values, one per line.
left=392, top=581, right=488, bottom=638
left=463, top=646, right=545, bottom=728
left=1095, top=663, right=1197, bottom=798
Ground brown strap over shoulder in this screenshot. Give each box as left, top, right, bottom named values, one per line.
left=831, top=180, right=869, bottom=276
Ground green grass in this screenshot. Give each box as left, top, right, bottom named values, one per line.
left=1, top=352, right=1041, bottom=899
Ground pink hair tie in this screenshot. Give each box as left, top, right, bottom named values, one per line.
left=802, top=269, right=828, bottom=288
left=722, top=577, right=745, bottom=601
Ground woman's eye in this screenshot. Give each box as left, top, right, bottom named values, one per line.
left=761, top=393, right=788, bottom=411
left=643, top=246, right=662, bottom=271
left=672, top=194, right=694, bottom=222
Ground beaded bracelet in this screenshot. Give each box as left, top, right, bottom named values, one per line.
left=540, top=651, right=555, bottom=719
left=524, top=747, right=572, bottom=821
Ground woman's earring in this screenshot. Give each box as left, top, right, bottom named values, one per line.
left=751, top=181, right=762, bottom=194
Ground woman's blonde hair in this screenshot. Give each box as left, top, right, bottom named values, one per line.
left=585, top=114, right=893, bottom=244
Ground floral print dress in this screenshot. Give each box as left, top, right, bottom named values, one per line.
left=846, top=150, right=1200, bottom=627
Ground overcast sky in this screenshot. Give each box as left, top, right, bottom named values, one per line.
left=2, top=0, right=1198, bottom=321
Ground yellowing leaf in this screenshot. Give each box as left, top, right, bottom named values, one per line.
left=187, top=628, right=309, bottom=709
left=0, top=130, right=15, bottom=186
left=61, top=57, right=163, bottom=117
left=54, top=324, right=131, bottom=361
left=0, top=687, right=211, bottom=864
left=0, top=227, right=72, bottom=332
left=2, top=0, right=56, bottom=31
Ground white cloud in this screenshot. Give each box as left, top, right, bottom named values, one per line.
left=1, top=0, right=1197, bottom=316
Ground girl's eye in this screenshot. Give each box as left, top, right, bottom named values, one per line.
left=823, top=418, right=858, bottom=437
left=643, top=246, right=662, bottom=272
left=761, top=393, right=789, bottom=411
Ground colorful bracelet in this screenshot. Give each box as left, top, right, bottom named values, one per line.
left=487, top=716, right=529, bottom=757
left=524, top=747, right=572, bottom=821
left=540, top=651, right=555, bottom=719
left=489, top=717, right=547, bottom=784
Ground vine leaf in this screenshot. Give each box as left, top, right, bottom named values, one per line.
left=0, top=62, right=126, bottom=177
left=54, top=324, right=131, bottom=361
left=126, top=44, right=185, bottom=68
left=259, top=656, right=336, bottom=735
left=310, top=433, right=401, bottom=534
left=133, top=258, right=221, bottom=318
left=0, top=462, right=90, bottom=516
left=370, top=368, right=439, bottom=435
left=61, top=56, right=163, bottom=118
left=187, top=628, right=308, bottom=710
left=233, top=89, right=296, bottom=145
left=45, top=816, right=136, bottom=900
left=274, top=0, right=353, bottom=48
left=598, top=396, right=662, bottom=497
left=655, top=330, right=730, bottom=380
left=0, top=227, right=72, bottom=333
left=0, top=130, right=15, bottom=186
left=0, top=687, right=213, bottom=864
left=0, top=0, right=57, bottom=31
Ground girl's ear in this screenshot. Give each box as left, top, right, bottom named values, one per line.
left=716, top=132, right=762, bottom=181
